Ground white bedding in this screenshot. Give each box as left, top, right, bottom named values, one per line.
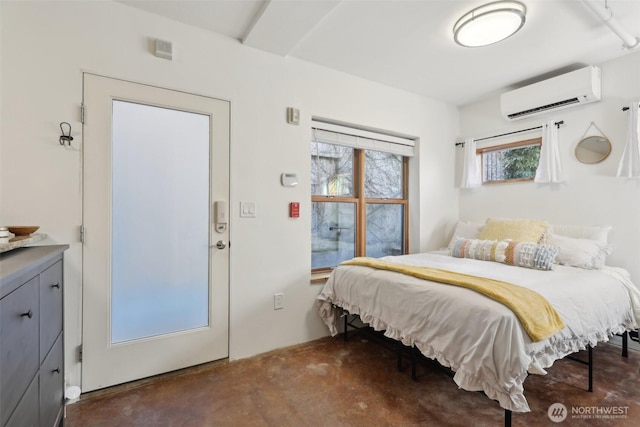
left=316, top=251, right=640, bottom=413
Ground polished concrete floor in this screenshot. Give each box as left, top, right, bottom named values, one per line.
left=66, top=333, right=640, bottom=426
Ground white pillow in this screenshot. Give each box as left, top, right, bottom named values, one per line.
left=447, top=221, right=483, bottom=249
left=550, top=224, right=611, bottom=245
left=549, top=234, right=613, bottom=269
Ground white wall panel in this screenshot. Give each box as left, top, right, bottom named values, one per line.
left=0, top=1, right=459, bottom=390
left=459, top=52, right=640, bottom=285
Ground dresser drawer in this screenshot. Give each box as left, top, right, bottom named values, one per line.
left=40, top=335, right=63, bottom=427
left=39, top=261, right=63, bottom=363
left=5, top=374, right=39, bottom=427
left=0, top=277, right=39, bottom=427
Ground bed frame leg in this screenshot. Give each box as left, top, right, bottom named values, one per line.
left=504, top=409, right=512, bottom=427
left=343, top=313, right=348, bottom=342
left=411, top=347, right=417, bottom=381
left=622, top=331, right=628, bottom=358
left=588, top=345, right=593, bottom=392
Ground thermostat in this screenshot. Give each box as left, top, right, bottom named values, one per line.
left=281, top=173, right=298, bottom=187
left=286, top=107, right=300, bottom=125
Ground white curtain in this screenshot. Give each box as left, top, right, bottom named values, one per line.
left=534, top=120, right=564, bottom=183
left=461, top=137, right=481, bottom=188
left=616, top=102, right=640, bottom=178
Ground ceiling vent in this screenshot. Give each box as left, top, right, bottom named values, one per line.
left=500, top=66, right=601, bottom=121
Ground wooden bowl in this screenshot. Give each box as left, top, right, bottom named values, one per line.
left=7, top=226, right=40, bottom=236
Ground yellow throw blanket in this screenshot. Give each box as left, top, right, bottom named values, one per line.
left=341, top=257, right=566, bottom=342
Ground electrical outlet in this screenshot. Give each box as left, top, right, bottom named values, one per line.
left=274, top=293, right=284, bottom=310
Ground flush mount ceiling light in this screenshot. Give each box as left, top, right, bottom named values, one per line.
left=453, top=1, right=527, bottom=47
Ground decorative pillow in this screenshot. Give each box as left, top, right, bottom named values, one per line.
left=501, top=241, right=559, bottom=271
left=548, top=234, right=613, bottom=269
left=450, top=237, right=559, bottom=271
left=550, top=224, right=611, bottom=245
left=447, top=220, right=484, bottom=249
left=450, top=237, right=503, bottom=261
left=479, top=218, right=549, bottom=244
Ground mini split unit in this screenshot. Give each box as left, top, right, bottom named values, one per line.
left=500, top=65, right=601, bottom=121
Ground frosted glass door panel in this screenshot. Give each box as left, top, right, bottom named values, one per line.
left=111, top=100, right=210, bottom=344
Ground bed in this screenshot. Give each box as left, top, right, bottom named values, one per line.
left=316, top=222, right=640, bottom=424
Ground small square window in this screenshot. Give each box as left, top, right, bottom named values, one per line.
left=311, top=141, right=354, bottom=196
left=478, top=138, right=541, bottom=184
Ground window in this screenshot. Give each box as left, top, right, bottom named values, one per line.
left=311, top=121, right=412, bottom=271
left=478, top=137, right=541, bottom=184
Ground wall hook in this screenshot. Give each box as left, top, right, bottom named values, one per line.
left=59, top=122, right=74, bottom=146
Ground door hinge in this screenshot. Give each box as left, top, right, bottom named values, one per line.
left=81, top=103, right=86, bottom=124
left=80, top=225, right=85, bottom=243
left=78, top=345, right=83, bottom=363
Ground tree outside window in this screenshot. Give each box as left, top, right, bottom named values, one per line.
left=479, top=137, right=541, bottom=183
left=311, top=140, right=408, bottom=271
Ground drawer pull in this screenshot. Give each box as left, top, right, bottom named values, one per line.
left=51, top=282, right=61, bottom=289
left=52, top=367, right=61, bottom=374
left=21, top=309, right=33, bottom=319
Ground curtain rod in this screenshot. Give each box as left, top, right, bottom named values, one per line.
left=455, top=120, right=564, bottom=147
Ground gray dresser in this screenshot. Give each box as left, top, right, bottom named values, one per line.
left=0, top=245, right=69, bottom=427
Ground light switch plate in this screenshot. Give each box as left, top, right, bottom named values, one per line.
left=240, top=201, right=256, bottom=218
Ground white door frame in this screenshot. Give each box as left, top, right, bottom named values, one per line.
left=81, top=73, right=230, bottom=391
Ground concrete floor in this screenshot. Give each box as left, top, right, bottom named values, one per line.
left=65, top=334, right=640, bottom=426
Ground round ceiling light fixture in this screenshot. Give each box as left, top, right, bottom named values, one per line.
left=453, top=1, right=527, bottom=48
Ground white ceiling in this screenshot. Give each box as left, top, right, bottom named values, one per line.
left=117, top=0, right=640, bottom=106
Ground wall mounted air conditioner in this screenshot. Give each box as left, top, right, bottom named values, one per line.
left=500, top=66, right=601, bottom=121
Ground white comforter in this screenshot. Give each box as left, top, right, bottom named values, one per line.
left=316, top=251, right=640, bottom=413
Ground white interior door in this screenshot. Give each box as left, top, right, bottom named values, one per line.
left=82, top=74, right=229, bottom=392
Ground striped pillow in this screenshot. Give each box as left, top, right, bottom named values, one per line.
left=450, top=238, right=505, bottom=261
left=503, top=241, right=559, bottom=270
left=450, top=238, right=559, bottom=271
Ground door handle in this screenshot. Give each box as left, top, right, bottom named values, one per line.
left=215, top=240, right=227, bottom=249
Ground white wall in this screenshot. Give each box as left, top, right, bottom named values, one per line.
left=0, top=1, right=459, bottom=390
left=458, top=52, right=640, bottom=283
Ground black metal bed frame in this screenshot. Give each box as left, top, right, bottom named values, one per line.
left=621, top=329, right=639, bottom=357
left=338, top=310, right=640, bottom=427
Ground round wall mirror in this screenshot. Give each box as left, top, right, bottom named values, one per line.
left=575, top=135, right=611, bottom=164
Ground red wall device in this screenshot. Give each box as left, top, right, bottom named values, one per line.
left=289, top=202, right=300, bottom=218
